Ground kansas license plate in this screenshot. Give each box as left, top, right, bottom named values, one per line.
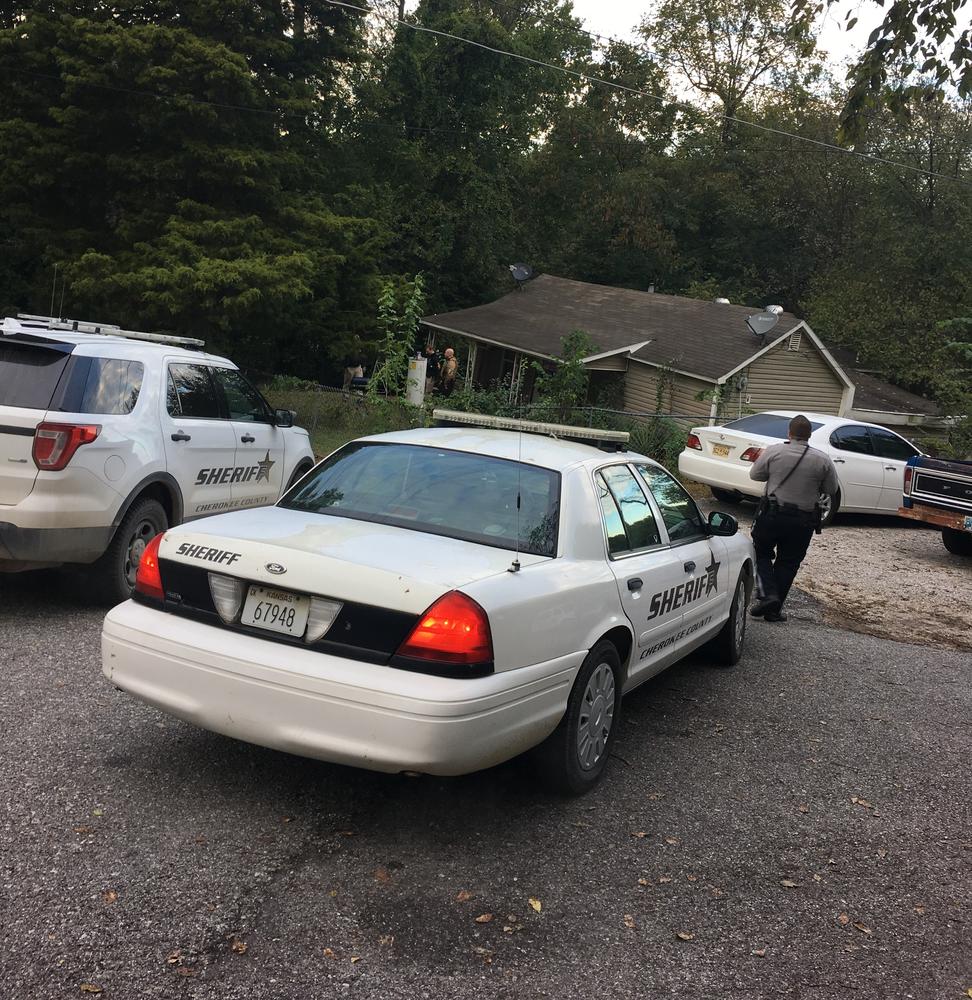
left=241, top=586, right=310, bottom=637
left=712, top=444, right=731, bottom=457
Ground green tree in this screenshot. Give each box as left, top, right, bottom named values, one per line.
left=368, top=273, right=427, bottom=398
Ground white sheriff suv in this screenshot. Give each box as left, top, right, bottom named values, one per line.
left=0, top=314, right=315, bottom=601
left=102, top=411, right=756, bottom=793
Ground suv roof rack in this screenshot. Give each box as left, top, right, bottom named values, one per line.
left=432, top=408, right=629, bottom=452
left=12, top=314, right=205, bottom=349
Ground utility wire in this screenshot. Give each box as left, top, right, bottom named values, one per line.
left=327, top=0, right=972, bottom=186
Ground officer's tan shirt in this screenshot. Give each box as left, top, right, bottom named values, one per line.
left=749, top=440, right=839, bottom=513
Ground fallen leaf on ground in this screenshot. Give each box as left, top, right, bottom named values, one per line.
left=281, top=816, right=292, bottom=823
left=193, top=835, right=207, bottom=845
left=850, top=797, right=873, bottom=808
left=175, top=968, right=196, bottom=978
left=631, top=831, right=647, bottom=839
left=230, top=938, right=247, bottom=955
left=686, top=874, right=697, bottom=882
left=506, top=914, right=518, bottom=922
left=328, top=889, right=338, bottom=897
left=780, top=879, right=799, bottom=888
left=877, top=848, right=888, bottom=858
left=166, top=950, right=183, bottom=965
left=456, top=890, right=474, bottom=902
left=79, top=986, right=103, bottom=995
left=647, top=792, right=665, bottom=800
left=502, top=925, right=513, bottom=933
left=623, top=914, right=636, bottom=929
left=843, top=943, right=861, bottom=953
left=837, top=913, right=850, bottom=926
left=710, top=887, right=725, bottom=897
left=812, top=874, right=822, bottom=882
left=374, top=868, right=391, bottom=884
left=914, top=905, right=926, bottom=916
left=752, top=947, right=767, bottom=957
left=852, top=922, right=872, bottom=935
left=528, top=898, right=542, bottom=913
left=335, top=830, right=355, bottom=837
left=474, top=913, right=493, bottom=924
left=638, top=878, right=649, bottom=886
left=92, top=809, right=103, bottom=817
left=473, top=946, right=493, bottom=963
left=659, top=875, right=672, bottom=884
left=323, top=948, right=336, bottom=959
left=797, top=804, right=809, bottom=814
left=350, top=956, right=360, bottom=964
left=101, top=890, right=118, bottom=905
left=73, top=826, right=93, bottom=835
left=665, top=837, right=679, bottom=845
left=675, top=931, right=695, bottom=941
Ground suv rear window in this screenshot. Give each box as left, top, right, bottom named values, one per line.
left=723, top=414, right=824, bottom=438
left=0, top=342, right=72, bottom=409
left=52, top=357, right=144, bottom=415
left=282, top=442, right=561, bottom=557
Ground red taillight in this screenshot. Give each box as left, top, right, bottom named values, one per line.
left=396, top=591, right=493, bottom=665
left=32, top=422, right=100, bottom=470
left=740, top=447, right=763, bottom=463
left=134, top=532, right=166, bottom=601
left=903, top=465, right=913, bottom=496
left=686, top=433, right=702, bottom=451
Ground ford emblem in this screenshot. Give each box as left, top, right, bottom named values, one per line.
left=265, top=562, right=287, bottom=575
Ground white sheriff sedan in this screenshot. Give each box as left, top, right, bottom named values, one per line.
left=102, top=412, right=755, bottom=793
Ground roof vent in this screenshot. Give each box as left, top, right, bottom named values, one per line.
left=714, top=297, right=730, bottom=305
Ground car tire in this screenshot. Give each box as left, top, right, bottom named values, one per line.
left=942, top=527, right=972, bottom=557
left=709, top=570, right=749, bottom=667
left=819, top=489, right=840, bottom=528
left=711, top=487, right=740, bottom=504
left=286, top=461, right=314, bottom=492
left=89, top=498, right=168, bottom=605
left=532, top=640, right=622, bottom=796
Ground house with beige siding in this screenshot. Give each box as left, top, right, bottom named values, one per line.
left=421, top=275, right=942, bottom=431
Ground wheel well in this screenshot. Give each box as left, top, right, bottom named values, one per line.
left=741, top=558, right=754, bottom=598
left=120, top=479, right=182, bottom=528
left=600, top=625, right=634, bottom=679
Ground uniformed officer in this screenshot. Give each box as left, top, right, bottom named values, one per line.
left=748, top=414, right=838, bottom=622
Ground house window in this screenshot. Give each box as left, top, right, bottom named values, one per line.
left=788, top=332, right=802, bottom=352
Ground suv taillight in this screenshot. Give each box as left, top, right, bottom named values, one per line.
left=686, top=433, right=702, bottom=451
left=903, top=465, right=913, bottom=496
left=32, top=422, right=100, bottom=470
left=740, top=447, right=763, bottom=463
left=396, top=591, right=493, bottom=666
left=134, top=532, right=166, bottom=601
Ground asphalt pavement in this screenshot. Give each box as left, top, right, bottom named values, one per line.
left=1, top=571, right=969, bottom=1000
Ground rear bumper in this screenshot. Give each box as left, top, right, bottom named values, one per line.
left=0, top=522, right=114, bottom=566
left=898, top=503, right=972, bottom=533
left=677, top=451, right=762, bottom=497
left=102, top=601, right=580, bottom=776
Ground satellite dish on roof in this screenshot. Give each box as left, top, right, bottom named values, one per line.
left=746, top=311, right=780, bottom=340
left=509, top=263, right=534, bottom=289
left=766, top=304, right=784, bottom=316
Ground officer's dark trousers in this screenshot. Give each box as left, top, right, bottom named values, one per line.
left=752, top=510, right=814, bottom=608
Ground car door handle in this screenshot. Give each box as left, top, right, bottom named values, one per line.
left=170, top=431, right=191, bottom=442
left=885, top=466, right=898, bottom=472
left=627, top=578, right=643, bottom=592
left=241, top=434, right=255, bottom=443
left=832, top=457, right=845, bottom=463
left=683, top=561, right=696, bottom=573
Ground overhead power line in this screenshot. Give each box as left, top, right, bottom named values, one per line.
left=326, top=0, right=972, bottom=186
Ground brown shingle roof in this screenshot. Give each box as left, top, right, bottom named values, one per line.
left=829, top=348, right=940, bottom=416
left=423, top=274, right=801, bottom=381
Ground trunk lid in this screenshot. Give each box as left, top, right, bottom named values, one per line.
left=694, top=425, right=776, bottom=471
left=160, top=506, right=546, bottom=615
left=0, top=407, right=41, bottom=505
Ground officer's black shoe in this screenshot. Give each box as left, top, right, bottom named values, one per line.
left=749, top=597, right=781, bottom=619
left=763, top=610, right=788, bottom=623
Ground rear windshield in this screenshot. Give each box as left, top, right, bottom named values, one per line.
left=722, top=414, right=824, bottom=438
left=281, top=442, right=561, bottom=557
left=52, top=357, right=144, bottom=415
left=0, top=342, right=72, bottom=409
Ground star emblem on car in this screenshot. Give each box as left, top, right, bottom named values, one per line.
left=704, top=554, right=721, bottom=595
left=255, top=450, right=275, bottom=483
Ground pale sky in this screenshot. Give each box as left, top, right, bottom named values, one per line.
left=568, top=0, right=886, bottom=72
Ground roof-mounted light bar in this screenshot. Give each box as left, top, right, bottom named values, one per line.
left=432, top=409, right=629, bottom=451
left=12, top=314, right=205, bottom=348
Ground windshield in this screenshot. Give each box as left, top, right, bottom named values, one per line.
left=281, top=442, right=560, bottom=557
left=722, top=414, right=824, bottom=438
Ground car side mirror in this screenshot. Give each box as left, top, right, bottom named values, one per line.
left=274, top=408, right=294, bottom=428
left=708, top=510, right=738, bottom=536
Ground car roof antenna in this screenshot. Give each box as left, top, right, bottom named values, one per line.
left=508, top=428, right=522, bottom=573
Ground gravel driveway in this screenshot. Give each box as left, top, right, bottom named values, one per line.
left=1, top=570, right=970, bottom=1000
left=700, top=498, right=972, bottom=652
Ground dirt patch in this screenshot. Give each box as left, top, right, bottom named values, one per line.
left=698, top=494, right=972, bottom=652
